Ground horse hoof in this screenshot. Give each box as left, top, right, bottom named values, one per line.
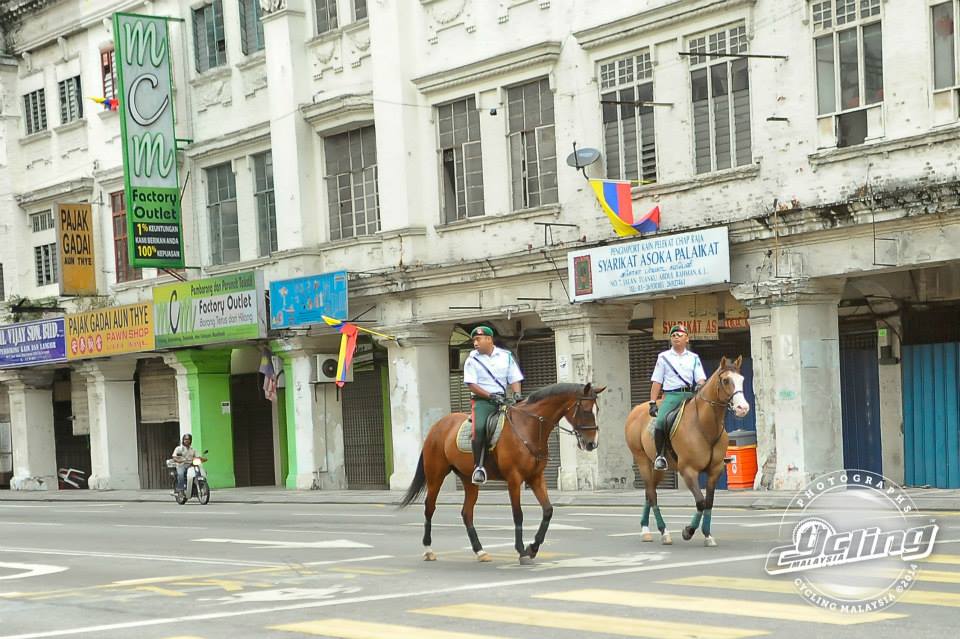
left=423, top=551, right=437, bottom=561
left=704, top=536, right=718, bottom=547
left=476, top=551, right=492, bottom=562
left=524, top=544, right=538, bottom=559
left=519, top=555, right=534, bottom=566
left=661, top=532, right=672, bottom=545
left=682, top=526, right=695, bottom=541
left=641, top=532, right=654, bottom=542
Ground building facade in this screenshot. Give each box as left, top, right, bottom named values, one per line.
left=1, top=0, right=958, bottom=493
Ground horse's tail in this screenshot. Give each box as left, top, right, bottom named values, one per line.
left=398, top=452, right=426, bottom=509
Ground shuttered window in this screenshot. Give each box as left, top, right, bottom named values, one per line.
left=253, top=152, right=277, bottom=256
left=206, top=163, right=239, bottom=265
left=101, top=48, right=117, bottom=100
left=438, top=96, right=484, bottom=223
left=508, top=78, right=558, bottom=210
left=34, top=243, right=58, bottom=286
left=239, top=0, right=265, bottom=55
left=688, top=24, right=752, bottom=173
left=316, top=0, right=339, bottom=34
left=324, top=126, right=380, bottom=240
left=58, top=76, right=83, bottom=124
left=599, top=51, right=657, bottom=183
left=112, top=191, right=141, bottom=283
left=23, top=89, right=47, bottom=135
left=193, top=0, right=227, bottom=72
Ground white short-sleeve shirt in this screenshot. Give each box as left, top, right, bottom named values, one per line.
left=651, top=349, right=706, bottom=391
left=463, top=346, right=524, bottom=394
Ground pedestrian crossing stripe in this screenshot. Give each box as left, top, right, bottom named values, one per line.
left=413, top=603, right=765, bottom=638
left=925, top=554, right=960, bottom=566
left=270, top=618, right=508, bottom=639
left=662, top=575, right=960, bottom=607
left=535, top=589, right=905, bottom=624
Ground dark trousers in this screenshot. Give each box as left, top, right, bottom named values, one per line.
left=471, top=397, right=498, bottom=466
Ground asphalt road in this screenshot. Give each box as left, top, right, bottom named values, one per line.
left=1, top=496, right=959, bottom=638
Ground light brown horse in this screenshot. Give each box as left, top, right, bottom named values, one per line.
left=400, top=383, right=605, bottom=565
left=625, top=356, right=749, bottom=547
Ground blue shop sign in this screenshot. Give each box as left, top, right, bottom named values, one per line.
left=0, top=318, right=67, bottom=368
left=269, top=271, right=348, bottom=329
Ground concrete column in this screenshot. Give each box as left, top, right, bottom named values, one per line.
left=733, top=278, right=846, bottom=491
left=877, top=317, right=904, bottom=483
left=164, top=349, right=235, bottom=488
left=261, top=0, right=318, bottom=248
left=77, top=359, right=139, bottom=490
left=540, top=303, right=634, bottom=492
left=0, top=370, right=57, bottom=490
left=383, top=325, right=451, bottom=490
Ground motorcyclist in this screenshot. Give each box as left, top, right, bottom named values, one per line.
left=171, top=434, right=197, bottom=493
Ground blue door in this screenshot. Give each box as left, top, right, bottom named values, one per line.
left=840, top=333, right=882, bottom=474
left=902, top=343, right=960, bottom=488
left=699, top=356, right=756, bottom=490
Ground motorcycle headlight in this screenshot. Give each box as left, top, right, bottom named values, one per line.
left=192, top=458, right=202, bottom=466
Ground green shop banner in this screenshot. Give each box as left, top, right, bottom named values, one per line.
left=153, top=272, right=266, bottom=348
left=114, top=13, right=184, bottom=268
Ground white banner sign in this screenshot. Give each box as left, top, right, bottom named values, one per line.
left=568, top=227, right=730, bottom=302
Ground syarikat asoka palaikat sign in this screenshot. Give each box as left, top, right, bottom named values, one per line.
left=114, top=13, right=184, bottom=269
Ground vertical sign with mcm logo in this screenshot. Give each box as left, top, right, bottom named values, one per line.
left=114, top=13, right=184, bottom=268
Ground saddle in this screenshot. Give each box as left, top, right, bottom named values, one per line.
left=456, top=410, right=506, bottom=453
left=647, top=398, right=691, bottom=443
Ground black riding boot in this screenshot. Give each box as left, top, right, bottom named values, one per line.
left=653, top=428, right=668, bottom=471
left=471, top=436, right=487, bottom=485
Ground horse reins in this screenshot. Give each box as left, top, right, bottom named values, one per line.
left=506, top=396, right=598, bottom=462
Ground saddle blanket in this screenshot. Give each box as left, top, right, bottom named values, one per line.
left=646, top=399, right=689, bottom=440
left=456, top=412, right=506, bottom=453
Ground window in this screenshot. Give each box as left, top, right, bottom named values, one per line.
left=324, top=126, right=380, bottom=241
left=354, top=0, right=368, bottom=20
left=193, top=0, right=227, bottom=72
left=30, top=210, right=55, bottom=233
left=934, top=2, right=958, bottom=90
left=58, top=76, right=83, bottom=125
left=111, top=191, right=141, bottom=283
left=253, top=152, right=277, bottom=256
left=812, top=0, right=883, bottom=115
left=206, top=163, right=239, bottom=265
left=34, top=243, right=58, bottom=287
left=437, top=96, right=484, bottom=223
left=507, top=77, right=558, bottom=210
left=101, top=48, right=117, bottom=100
left=688, top=23, right=752, bottom=173
left=599, top=51, right=657, bottom=183
left=23, top=89, right=47, bottom=135
left=316, top=0, right=339, bottom=34
left=239, top=0, right=265, bottom=55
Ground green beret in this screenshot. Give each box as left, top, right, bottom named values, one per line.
left=669, top=325, right=688, bottom=336
left=470, top=326, right=494, bottom=338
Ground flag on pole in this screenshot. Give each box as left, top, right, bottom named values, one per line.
left=258, top=348, right=279, bottom=402
left=589, top=179, right=660, bottom=236
left=88, top=96, right=119, bottom=111
left=335, top=323, right=360, bottom=388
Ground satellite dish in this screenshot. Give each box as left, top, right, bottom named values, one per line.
left=566, top=146, right=601, bottom=169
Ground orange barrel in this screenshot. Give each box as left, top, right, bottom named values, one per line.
left=726, top=429, right=758, bottom=490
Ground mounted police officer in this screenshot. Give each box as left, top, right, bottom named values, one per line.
left=648, top=324, right=706, bottom=471
left=463, top=326, right=523, bottom=485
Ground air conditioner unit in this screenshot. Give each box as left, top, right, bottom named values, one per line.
left=312, top=354, right=352, bottom=383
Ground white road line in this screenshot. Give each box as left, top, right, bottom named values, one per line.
left=0, top=547, right=282, bottom=568
left=193, top=538, right=372, bottom=549
left=0, top=562, right=68, bottom=581
left=292, top=513, right=395, bottom=518
left=0, top=552, right=769, bottom=639
left=114, top=524, right=209, bottom=531
left=157, top=511, right=240, bottom=516
left=302, top=554, right=393, bottom=567
left=261, top=529, right=386, bottom=536
left=0, top=522, right=63, bottom=527
left=0, top=505, right=50, bottom=509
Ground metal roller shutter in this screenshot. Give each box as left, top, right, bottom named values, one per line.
left=518, top=340, right=559, bottom=488
left=138, top=358, right=179, bottom=424
left=629, top=334, right=678, bottom=489
left=342, top=365, right=388, bottom=489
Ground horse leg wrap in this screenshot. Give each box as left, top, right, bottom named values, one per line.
left=689, top=510, right=703, bottom=532
left=640, top=503, right=651, bottom=528
left=466, top=526, right=483, bottom=553
left=422, top=519, right=432, bottom=547
left=515, top=524, right=527, bottom=556
left=702, top=509, right=713, bottom=537
left=653, top=506, right=666, bottom=533
left=532, top=507, right=552, bottom=550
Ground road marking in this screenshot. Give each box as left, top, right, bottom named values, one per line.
left=0, top=562, right=68, bottom=581
left=663, top=575, right=960, bottom=607
left=115, top=525, right=208, bottom=531
left=0, top=547, right=282, bottom=568
left=0, top=522, right=63, bottom=527
left=271, top=618, right=508, bottom=639
left=413, top=603, right=765, bottom=638
left=0, top=505, right=50, bottom=509
left=193, top=538, right=372, bottom=549
left=536, top=589, right=905, bottom=624
left=293, top=513, right=395, bottom=518
left=261, top=529, right=386, bottom=536
left=0, top=553, right=769, bottom=639
left=302, top=554, right=394, bottom=567
left=407, top=523, right=589, bottom=531
left=927, top=554, right=960, bottom=565
left=157, top=511, right=240, bottom=516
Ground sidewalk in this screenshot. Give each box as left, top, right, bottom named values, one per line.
left=1, top=485, right=958, bottom=510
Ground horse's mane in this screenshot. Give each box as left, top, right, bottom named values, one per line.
left=525, top=382, right=587, bottom=404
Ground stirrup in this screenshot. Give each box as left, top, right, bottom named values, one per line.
left=653, top=456, right=668, bottom=471
left=471, top=467, right=487, bottom=485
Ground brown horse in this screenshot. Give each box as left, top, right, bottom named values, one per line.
left=400, top=383, right=605, bottom=565
left=624, top=356, right=750, bottom=547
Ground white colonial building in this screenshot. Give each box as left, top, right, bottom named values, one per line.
left=0, top=0, right=958, bottom=493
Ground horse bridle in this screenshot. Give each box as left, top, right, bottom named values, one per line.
left=695, top=371, right=745, bottom=413
left=507, top=394, right=599, bottom=460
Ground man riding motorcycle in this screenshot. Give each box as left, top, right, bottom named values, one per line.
left=171, top=434, right=197, bottom=494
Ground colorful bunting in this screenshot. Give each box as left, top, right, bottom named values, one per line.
left=589, top=179, right=661, bottom=237
left=321, top=316, right=397, bottom=387
left=88, top=96, right=119, bottom=111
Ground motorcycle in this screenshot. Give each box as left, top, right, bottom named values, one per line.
left=166, top=450, right=210, bottom=505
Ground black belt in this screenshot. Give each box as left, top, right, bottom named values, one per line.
left=665, top=388, right=691, bottom=393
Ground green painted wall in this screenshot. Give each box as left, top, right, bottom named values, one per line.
left=276, top=386, right=289, bottom=485
left=276, top=350, right=299, bottom=488
left=380, top=363, right=393, bottom=481
left=176, top=349, right=236, bottom=489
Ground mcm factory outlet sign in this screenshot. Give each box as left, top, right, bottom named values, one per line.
left=114, top=13, right=184, bottom=268
left=153, top=272, right=267, bottom=348
left=568, top=226, right=730, bottom=302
